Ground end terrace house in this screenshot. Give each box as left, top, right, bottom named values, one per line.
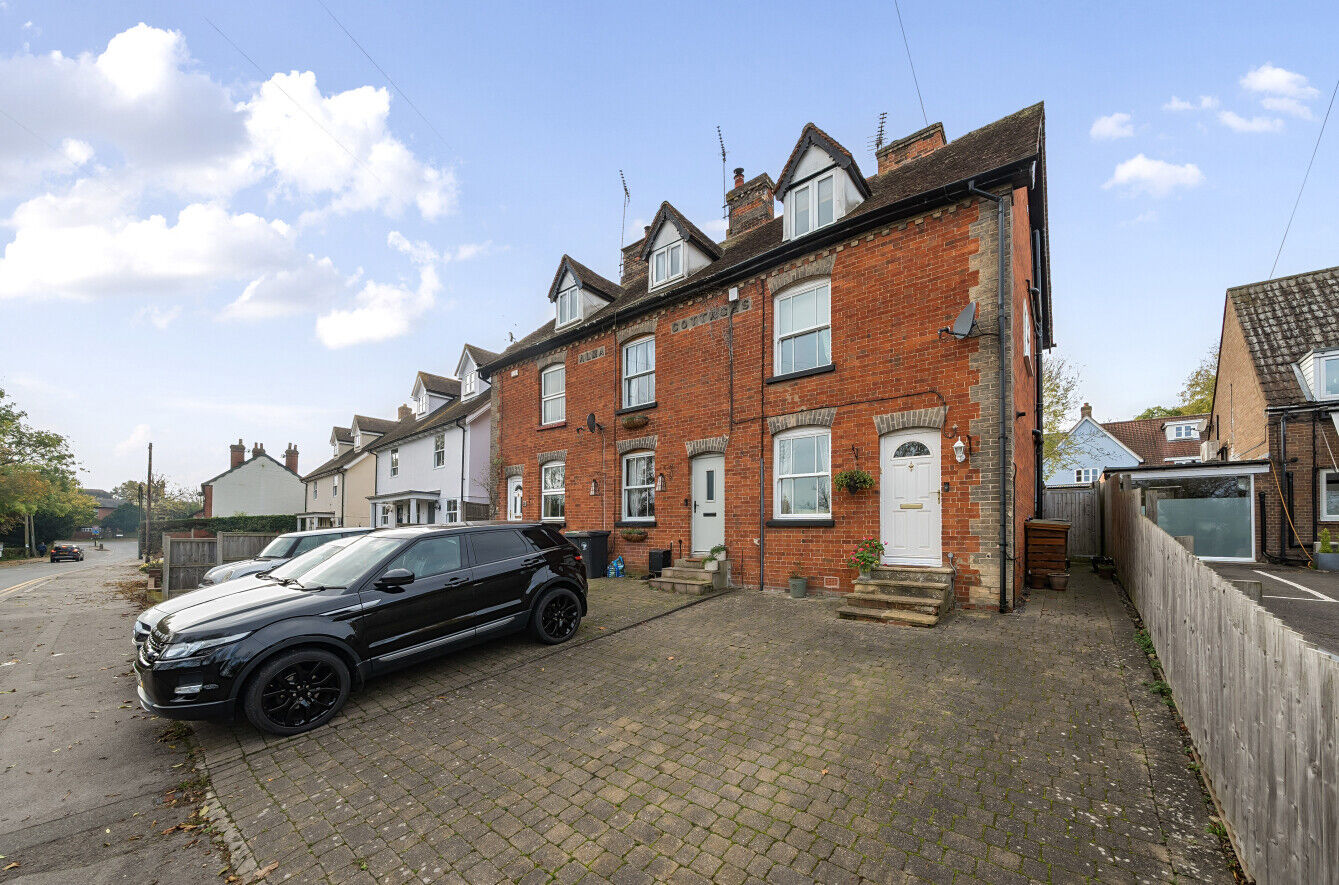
left=480, top=104, right=1053, bottom=609
left=296, top=418, right=389, bottom=529
left=201, top=440, right=304, bottom=518
left=366, top=345, right=497, bottom=527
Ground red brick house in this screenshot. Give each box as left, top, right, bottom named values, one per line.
left=480, top=104, right=1052, bottom=611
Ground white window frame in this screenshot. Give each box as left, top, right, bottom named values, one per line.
left=773, top=428, right=832, bottom=519
left=1075, top=468, right=1098, bottom=483
left=313, top=482, right=318, bottom=500
left=443, top=498, right=459, bottom=523
left=773, top=279, right=832, bottom=376
left=649, top=241, right=684, bottom=288
left=332, top=476, right=338, bottom=499
left=556, top=286, right=582, bottom=328
left=380, top=504, right=391, bottom=526
left=390, top=449, right=399, bottom=477
left=622, top=336, right=656, bottom=408
left=787, top=172, right=836, bottom=239
left=1319, top=354, right=1339, bottom=400
left=434, top=433, right=446, bottom=468
left=463, top=370, right=477, bottom=397
left=507, top=477, right=523, bottom=521
left=541, top=462, right=565, bottom=522
left=1170, top=423, right=1198, bottom=440
left=1023, top=298, right=1032, bottom=363
left=540, top=364, right=566, bottom=425
left=1320, top=469, right=1339, bottom=520
left=621, top=451, right=655, bottom=522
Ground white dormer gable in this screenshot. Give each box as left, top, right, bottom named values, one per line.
left=410, top=376, right=454, bottom=418
left=547, top=256, right=618, bottom=328
left=456, top=352, right=484, bottom=400
left=638, top=203, right=723, bottom=292
left=775, top=125, right=871, bottom=242
left=1163, top=418, right=1204, bottom=442
left=554, top=270, right=583, bottom=328
left=1299, top=348, right=1339, bottom=401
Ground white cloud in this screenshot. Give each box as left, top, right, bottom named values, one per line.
left=1218, top=110, right=1284, bottom=133
left=137, top=304, right=181, bottom=329
left=1103, top=154, right=1204, bottom=197
left=115, top=423, right=151, bottom=457
left=1090, top=112, right=1134, bottom=140
left=1164, top=95, right=1217, bottom=112
left=1261, top=96, right=1315, bottom=120
left=314, top=231, right=442, bottom=348
left=60, top=138, right=93, bottom=166
left=1241, top=63, right=1320, bottom=99
left=699, top=217, right=728, bottom=238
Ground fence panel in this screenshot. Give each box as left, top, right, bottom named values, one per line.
left=1102, top=477, right=1338, bottom=884
left=162, top=535, right=217, bottom=598
left=217, top=532, right=279, bottom=564
left=1043, top=484, right=1098, bottom=555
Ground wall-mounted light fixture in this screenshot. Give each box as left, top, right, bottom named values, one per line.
left=656, top=473, right=666, bottom=492
left=953, top=435, right=969, bottom=463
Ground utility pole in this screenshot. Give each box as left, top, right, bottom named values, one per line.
left=144, top=442, right=153, bottom=563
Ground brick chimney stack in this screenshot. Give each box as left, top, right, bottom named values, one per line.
left=621, top=227, right=652, bottom=286
left=876, top=122, right=946, bottom=175
left=398, top=403, right=413, bottom=421
left=726, top=168, right=775, bottom=239
left=1080, top=403, right=1093, bottom=420
left=230, top=439, right=245, bottom=469
left=284, top=443, right=299, bottom=473
left=251, top=442, right=264, bottom=458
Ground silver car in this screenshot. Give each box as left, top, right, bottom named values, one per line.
left=200, top=527, right=371, bottom=586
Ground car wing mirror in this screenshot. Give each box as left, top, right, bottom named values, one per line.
left=375, top=568, right=415, bottom=592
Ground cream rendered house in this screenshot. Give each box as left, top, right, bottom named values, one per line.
left=297, top=416, right=396, bottom=529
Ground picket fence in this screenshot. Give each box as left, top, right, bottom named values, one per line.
left=1103, top=479, right=1338, bottom=884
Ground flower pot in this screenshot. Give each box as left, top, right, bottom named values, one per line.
left=1315, top=551, right=1339, bottom=572
left=858, top=568, right=872, bottom=581
left=788, top=577, right=807, bottom=598
left=703, top=559, right=718, bottom=572
left=1048, top=572, right=1070, bottom=591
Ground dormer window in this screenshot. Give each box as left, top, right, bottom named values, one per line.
left=1319, top=353, right=1339, bottom=398
left=463, top=370, right=477, bottom=397
left=788, top=174, right=835, bottom=238
left=650, top=242, right=683, bottom=288
left=556, top=286, right=581, bottom=327
left=1170, top=423, right=1198, bottom=440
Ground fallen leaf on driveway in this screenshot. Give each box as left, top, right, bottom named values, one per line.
left=4, top=862, right=19, bottom=871
left=253, top=860, right=279, bottom=880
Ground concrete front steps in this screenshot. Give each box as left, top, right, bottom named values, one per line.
left=837, top=565, right=953, bottom=627
left=647, top=557, right=728, bottom=596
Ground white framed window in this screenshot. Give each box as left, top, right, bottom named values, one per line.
left=1075, top=468, right=1098, bottom=483
left=650, top=241, right=683, bottom=288
left=622, top=452, right=655, bottom=521
left=774, top=280, right=831, bottom=376
left=380, top=504, right=391, bottom=526
left=541, top=364, right=566, bottom=425
left=443, top=498, right=459, bottom=523
left=774, top=428, right=831, bottom=518
left=434, top=433, right=446, bottom=468
left=313, top=482, right=318, bottom=500
left=787, top=173, right=835, bottom=238
left=1170, top=423, right=1198, bottom=440
left=1319, top=354, right=1339, bottom=399
left=1023, top=298, right=1032, bottom=363
left=622, top=337, right=655, bottom=408
left=542, top=462, right=565, bottom=521
left=390, top=449, right=399, bottom=477
left=1322, top=470, right=1339, bottom=519
left=332, top=476, right=338, bottom=499
left=556, top=286, right=581, bottom=327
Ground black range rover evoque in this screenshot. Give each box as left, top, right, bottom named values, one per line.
left=133, top=523, right=587, bottom=735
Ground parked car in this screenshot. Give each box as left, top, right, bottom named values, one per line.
left=199, top=527, right=370, bottom=587
left=49, top=543, right=83, bottom=563
left=191, top=534, right=362, bottom=595
left=133, top=523, right=587, bottom=735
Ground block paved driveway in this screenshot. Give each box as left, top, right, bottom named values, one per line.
left=195, top=573, right=1234, bottom=884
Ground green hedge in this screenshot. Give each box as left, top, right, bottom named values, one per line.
left=141, top=514, right=297, bottom=554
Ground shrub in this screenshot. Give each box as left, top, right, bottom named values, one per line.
left=1321, top=528, right=1335, bottom=554
left=846, top=538, right=885, bottom=572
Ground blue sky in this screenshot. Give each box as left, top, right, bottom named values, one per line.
left=1, top=1, right=1335, bottom=491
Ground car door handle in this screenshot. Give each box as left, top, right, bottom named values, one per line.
left=444, top=576, right=468, bottom=587
left=522, top=557, right=544, bottom=568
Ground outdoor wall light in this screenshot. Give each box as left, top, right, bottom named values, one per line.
left=953, top=436, right=968, bottom=463
left=656, top=473, right=666, bottom=492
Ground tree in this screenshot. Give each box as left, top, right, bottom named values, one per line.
left=1042, top=357, right=1091, bottom=475
left=0, top=388, right=80, bottom=553
left=101, top=501, right=143, bottom=535
left=110, top=477, right=201, bottom=520
left=1133, top=346, right=1218, bottom=419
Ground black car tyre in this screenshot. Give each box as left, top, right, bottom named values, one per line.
left=242, top=647, right=350, bottom=736
left=49, top=557, right=56, bottom=563
left=532, top=586, right=582, bottom=645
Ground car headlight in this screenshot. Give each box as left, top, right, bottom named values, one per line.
left=159, top=632, right=250, bottom=661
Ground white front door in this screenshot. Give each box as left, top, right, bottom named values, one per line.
left=507, top=475, right=523, bottom=521
left=690, top=455, right=725, bottom=555
left=880, top=430, right=942, bottom=566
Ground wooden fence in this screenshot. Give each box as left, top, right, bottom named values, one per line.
left=1102, top=477, right=1338, bottom=884
left=162, top=531, right=280, bottom=598
left=1043, top=484, right=1098, bottom=555
left=217, top=532, right=276, bottom=563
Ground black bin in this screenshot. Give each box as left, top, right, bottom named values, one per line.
left=648, top=548, right=673, bottom=578
left=565, top=530, right=610, bottom=579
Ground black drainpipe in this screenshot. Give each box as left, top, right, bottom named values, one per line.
left=968, top=180, right=1011, bottom=614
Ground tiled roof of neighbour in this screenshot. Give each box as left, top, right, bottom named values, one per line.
left=352, top=414, right=398, bottom=435
left=774, top=122, right=872, bottom=200
left=462, top=343, right=501, bottom=366
left=416, top=371, right=461, bottom=397
left=331, top=426, right=352, bottom=444
left=302, top=446, right=361, bottom=482
left=480, top=103, right=1046, bottom=376
left=548, top=255, right=621, bottom=302
left=81, top=488, right=119, bottom=508
left=1227, top=265, right=1339, bottom=407
left=365, top=395, right=482, bottom=452
left=1102, top=414, right=1208, bottom=464
left=637, top=202, right=724, bottom=262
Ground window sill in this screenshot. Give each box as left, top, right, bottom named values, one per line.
left=766, top=518, right=835, bottom=528
left=615, top=519, right=656, bottom=528
left=542, top=519, right=566, bottom=527
left=765, top=363, right=836, bottom=385
left=537, top=421, right=567, bottom=432
left=616, top=401, right=658, bottom=416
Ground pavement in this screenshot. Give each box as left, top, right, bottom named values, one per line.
left=0, top=553, right=223, bottom=883
left=190, top=572, right=1234, bottom=884
left=1209, top=561, right=1339, bottom=655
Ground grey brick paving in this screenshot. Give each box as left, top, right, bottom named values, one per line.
left=194, top=573, right=1234, bottom=883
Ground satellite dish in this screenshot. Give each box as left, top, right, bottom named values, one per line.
left=586, top=413, right=598, bottom=433
left=947, top=303, right=978, bottom=340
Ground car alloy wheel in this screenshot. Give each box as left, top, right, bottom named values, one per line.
left=243, top=648, right=350, bottom=735
left=534, top=588, right=581, bottom=644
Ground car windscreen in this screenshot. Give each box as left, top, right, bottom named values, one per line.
left=267, top=537, right=356, bottom=581
left=297, top=536, right=406, bottom=589
left=257, top=536, right=299, bottom=559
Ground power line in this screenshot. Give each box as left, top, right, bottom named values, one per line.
left=202, top=15, right=382, bottom=184
left=314, top=0, right=451, bottom=155
left=1270, top=74, right=1339, bottom=279
left=0, top=105, right=82, bottom=173
left=893, top=0, right=928, bottom=127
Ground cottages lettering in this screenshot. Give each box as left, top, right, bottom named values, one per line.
left=670, top=298, right=751, bottom=334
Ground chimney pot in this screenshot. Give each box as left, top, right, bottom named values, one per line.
left=1080, top=403, right=1093, bottom=419
left=398, top=403, right=413, bottom=421
left=725, top=171, right=776, bottom=239
left=284, top=443, right=299, bottom=473
left=733, top=167, right=744, bottom=188
left=251, top=442, right=264, bottom=458
left=230, top=439, right=246, bottom=469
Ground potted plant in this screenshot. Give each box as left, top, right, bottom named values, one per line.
left=833, top=468, right=875, bottom=494
left=787, top=569, right=808, bottom=598
left=1316, top=529, right=1339, bottom=571
left=846, top=538, right=884, bottom=579
left=621, top=414, right=650, bottom=431
left=619, top=528, right=647, bottom=542
left=703, top=544, right=727, bottom=572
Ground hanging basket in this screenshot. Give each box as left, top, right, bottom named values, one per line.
left=619, top=528, right=648, bottom=542
left=833, top=469, right=875, bottom=493
left=621, top=414, right=650, bottom=431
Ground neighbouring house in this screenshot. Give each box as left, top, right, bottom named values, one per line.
left=200, top=440, right=305, bottom=518
left=1203, top=265, right=1339, bottom=563
left=80, top=488, right=121, bottom=521
left=1044, top=404, right=1204, bottom=487
left=481, top=104, right=1052, bottom=610
left=366, top=344, right=496, bottom=527
left=297, top=423, right=382, bottom=529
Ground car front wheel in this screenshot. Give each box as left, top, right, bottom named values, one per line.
left=532, top=587, right=582, bottom=645
left=242, top=648, right=350, bottom=735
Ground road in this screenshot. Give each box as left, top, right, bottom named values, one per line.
left=0, top=540, right=140, bottom=598
left=1211, top=561, right=1339, bottom=656
left=0, top=550, right=224, bottom=882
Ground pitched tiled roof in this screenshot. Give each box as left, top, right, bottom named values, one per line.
left=462, top=343, right=501, bottom=366
left=479, top=103, right=1045, bottom=377
left=302, top=446, right=361, bottom=482
left=774, top=122, right=872, bottom=200
left=365, top=394, right=484, bottom=452
left=548, top=255, right=621, bottom=302
left=416, top=371, right=461, bottom=398
left=331, top=426, right=352, bottom=445
left=1227, top=265, right=1339, bottom=407
left=81, top=488, right=119, bottom=508
left=637, top=202, right=724, bottom=262
left=1102, top=414, right=1207, bottom=464
left=352, top=414, right=397, bottom=435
